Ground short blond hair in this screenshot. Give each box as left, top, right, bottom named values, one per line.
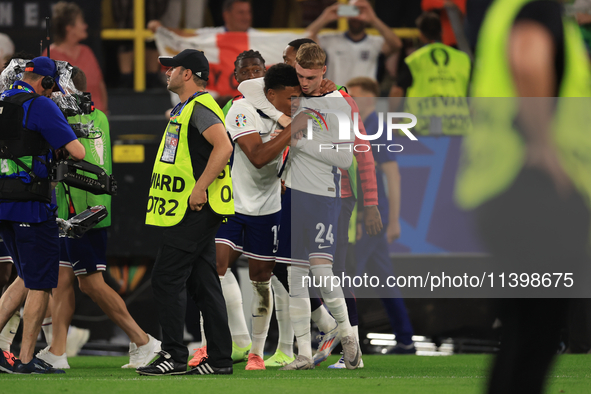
left=295, top=43, right=326, bottom=70
left=346, top=77, right=379, bottom=96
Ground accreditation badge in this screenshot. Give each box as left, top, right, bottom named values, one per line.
left=161, top=122, right=180, bottom=164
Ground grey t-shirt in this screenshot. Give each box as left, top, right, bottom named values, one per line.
left=190, top=92, right=222, bottom=134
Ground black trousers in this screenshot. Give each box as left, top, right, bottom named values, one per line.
left=477, top=169, right=590, bottom=394
left=152, top=207, right=232, bottom=367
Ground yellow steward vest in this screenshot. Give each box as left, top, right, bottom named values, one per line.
left=404, top=42, right=472, bottom=135
left=455, top=0, right=591, bottom=210
left=146, top=92, right=234, bottom=227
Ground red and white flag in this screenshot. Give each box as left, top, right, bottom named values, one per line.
left=154, top=28, right=300, bottom=97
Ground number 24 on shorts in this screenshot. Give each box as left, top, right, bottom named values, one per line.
left=315, top=223, right=334, bottom=245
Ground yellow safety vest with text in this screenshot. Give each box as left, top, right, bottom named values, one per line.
left=455, top=0, right=591, bottom=210
left=146, top=93, right=234, bottom=227
left=405, top=42, right=472, bottom=135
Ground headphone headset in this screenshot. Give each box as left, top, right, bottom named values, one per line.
left=41, top=75, right=55, bottom=90
left=25, top=61, right=56, bottom=90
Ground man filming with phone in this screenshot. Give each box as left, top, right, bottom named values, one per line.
left=306, top=0, right=402, bottom=83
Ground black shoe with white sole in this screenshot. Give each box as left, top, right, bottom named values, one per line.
left=184, top=357, right=233, bottom=375
left=136, top=351, right=186, bottom=376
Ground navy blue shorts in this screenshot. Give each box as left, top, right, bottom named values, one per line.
left=0, top=238, right=13, bottom=264
left=275, top=187, right=291, bottom=265
left=215, top=211, right=281, bottom=261
left=0, top=219, right=59, bottom=289
left=332, top=196, right=356, bottom=276
left=291, top=189, right=341, bottom=265
left=59, top=229, right=108, bottom=276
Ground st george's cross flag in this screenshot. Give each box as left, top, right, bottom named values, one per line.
left=154, top=27, right=300, bottom=97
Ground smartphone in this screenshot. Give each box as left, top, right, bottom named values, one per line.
left=337, top=4, right=359, bottom=17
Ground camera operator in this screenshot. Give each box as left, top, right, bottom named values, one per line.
left=0, top=57, right=85, bottom=374
left=39, top=67, right=161, bottom=370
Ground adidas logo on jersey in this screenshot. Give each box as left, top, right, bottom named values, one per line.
left=19, top=223, right=30, bottom=227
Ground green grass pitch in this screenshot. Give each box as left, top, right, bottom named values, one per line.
left=1, top=354, right=590, bottom=393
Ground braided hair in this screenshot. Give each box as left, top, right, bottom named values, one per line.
left=234, top=50, right=266, bottom=71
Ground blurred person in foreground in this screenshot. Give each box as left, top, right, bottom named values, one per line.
left=455, top=0, right=591, bottom=393
left=44, top=2, right=108, bottom=113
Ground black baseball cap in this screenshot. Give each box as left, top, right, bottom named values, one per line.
left=159, top=49, right=209, bottom=81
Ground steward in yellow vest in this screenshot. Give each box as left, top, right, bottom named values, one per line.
left=455, top=0, right=591, bottom=210
left=145, top=90, right=234, bottom=226
left=395, top=12, right=471, bottom=135
left=139, top=49, right=234, bottom=376
left=454, top=1, right=591, bottom=393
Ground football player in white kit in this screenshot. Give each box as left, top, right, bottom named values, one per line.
left=282, top=43, right=361, bottom=370
left=215, top=64, right=301, bottom=370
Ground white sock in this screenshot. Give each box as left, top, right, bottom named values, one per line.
left=42, top=317, right=53, bottom=345
left=0, top=310, right=20, bottom=352
left=311, top=304, right=337, bottom=333
left=310, top=264, right=352, bottom=337
left=250, top=280, right=272, bottom=357
left=288, top=265, right=312, bottom=360
left=222, top=271, right=251, bottom=348
left=353, top=325, right=359, bottom=342
left=271, top=275, right=293, bottom=357
left=199, top=312, right=206, bottom=347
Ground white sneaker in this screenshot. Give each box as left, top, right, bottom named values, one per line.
left=66, top=326, right=90, bottom=357
left=313, top=325, right=340, bottom=366
left=36, top=346, right=70, bottom=369
left=121, top=334, right=161, bottom=369
left=328, top=354, right=364, bottom=369
left=340, top=334, right=362, bottom=370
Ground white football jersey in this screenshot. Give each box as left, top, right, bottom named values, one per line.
left=226, top=99, right=282, bottom=216
left=290, top=91, right=354, bottom=197
left=319, top=33, right=384, bottom=83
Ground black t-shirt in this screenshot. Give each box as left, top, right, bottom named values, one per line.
left=396, top=57, right=413, bottom=91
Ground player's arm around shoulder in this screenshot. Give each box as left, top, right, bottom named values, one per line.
left=227, top=101, right=291, bottom=169
left=190, top=122, right=233, bottom=211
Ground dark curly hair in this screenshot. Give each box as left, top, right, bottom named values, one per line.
left=264, top=63, right=299, bottom=92
left=234, top=50, right=265, bottom=72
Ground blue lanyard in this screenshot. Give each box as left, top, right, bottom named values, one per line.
left=171, top=92, right=199, bottom=121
